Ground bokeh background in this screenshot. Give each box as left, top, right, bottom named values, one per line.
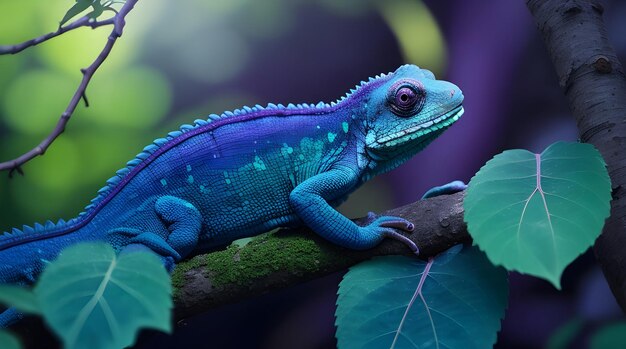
left=1, top=0, right=625, bottom=348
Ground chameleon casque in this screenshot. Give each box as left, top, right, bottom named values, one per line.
left=0, top=64, right=463, bottom=326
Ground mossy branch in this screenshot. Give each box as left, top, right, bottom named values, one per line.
left=172, top=191, right=469, bottom=320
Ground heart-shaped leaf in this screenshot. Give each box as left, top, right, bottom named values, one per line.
left=464, top=142, right=611, bottom=288
left=35, top=243, right=172, bottom=349
left=335, top=245, right=508, bottom=349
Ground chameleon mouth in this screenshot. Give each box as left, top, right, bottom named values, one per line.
left=376, top=105, right=464, bottom=146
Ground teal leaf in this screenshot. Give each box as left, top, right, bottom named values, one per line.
left=60, top=0, right=93, bottom=27
left=335, top=245, right=508, bottom=349
left=0, top=285, right=40, bottom=315
left=464, top=142, right=611, bottom=288
left=546, top=318, right=583, bottom=349
left=590, top=321, right=626, bottom=349
left=35, top=243, right=172, bottom=349
left=87, top=2, right=106, bottom=20
left=0, top=331, right=21, bottom=349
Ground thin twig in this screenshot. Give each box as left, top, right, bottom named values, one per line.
left=0, top=16, right=114, bottom=55
left=0, top=0, right=139, bottom=175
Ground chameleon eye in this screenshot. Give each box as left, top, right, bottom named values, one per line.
left=389, top=82, right=425, bottom=117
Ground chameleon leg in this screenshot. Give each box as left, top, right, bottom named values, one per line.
left=0, top=307, right=22, bottom=328
left=112, top=196, right=202, bottom=271
left=290, top=167, right=417, bottom=252
left=421, top=180, right=467, bottom=199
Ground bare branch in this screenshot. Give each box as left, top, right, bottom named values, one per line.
left=0, top=0, right=140, bottom=174
left=0, top=16, right=114, bottom=55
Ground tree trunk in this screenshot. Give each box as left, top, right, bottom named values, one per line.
left=527, top=0, right=626, bottom=311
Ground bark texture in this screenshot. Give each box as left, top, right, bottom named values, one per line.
left=527, top=0, right=626, bottom=311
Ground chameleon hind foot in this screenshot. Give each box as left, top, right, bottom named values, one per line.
left=111, top=196, right=202, bottom=270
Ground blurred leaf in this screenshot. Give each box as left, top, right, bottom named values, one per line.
left=335, top=245, right=508, bottom=349
left=590, top=322, right=626, bottom=349
left=60, top=0, right=92, bottom=27
left=464, top=142, right=611, bottom=288
left=35, top=243, right=172, bottom=349
left=545, top=318, right=583, bottom=349
left=0, top=2, right=40, bottom=43
left=2, top=69, right=75, bottom=135
left=0, top=285, right=40, bottom=315
left=87, top=1, right=105, bottom=20
left=78, top=66, right=171, bottom=129
left=0, top=331, right=21, bottom=349
left=378, top=0, right=446, bottom=74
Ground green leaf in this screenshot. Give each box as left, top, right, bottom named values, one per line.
left=464, top=142, right=611, bottom=288
left=545, top=318, right=583, bottom=349
left=0, top=331, right=21, bottom=349
left=0, top=285, right=40, bottom=314
left=35, top=243, right=172, bottom=349
left=335, top=245, right=508, bottom=349
left=590, top=321, right=626, bottom=349
left=87, top=2, right=106, bottom=20
left=60, top=0, right=93, bottom=27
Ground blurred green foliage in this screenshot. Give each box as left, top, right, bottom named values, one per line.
left=0, top=0, right=445, bottom=233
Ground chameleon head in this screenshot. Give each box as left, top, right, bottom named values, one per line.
left=361, top=64, right=464, bottom=170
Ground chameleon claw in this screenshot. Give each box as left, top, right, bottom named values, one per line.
left=380, top=219, right=415, bottom=232
left=383, top=230, right=420, bottom=255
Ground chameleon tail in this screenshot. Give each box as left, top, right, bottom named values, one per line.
left=0, top=307, right=23, bottom=328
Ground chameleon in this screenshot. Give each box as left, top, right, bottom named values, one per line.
left=0, top=64, right=464, bottom=326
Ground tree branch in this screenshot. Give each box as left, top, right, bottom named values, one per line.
left=172, top=191, right=469, bottom=320
left=526, top=0, right=626, bottom=311
left=0, top=16, right=114, bottom=55
left=0, top=0, right=140, bottom=176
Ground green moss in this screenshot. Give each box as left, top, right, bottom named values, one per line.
left=171, top=253, right=206, bottom=295
left=172, top=231, right=352, bottom=294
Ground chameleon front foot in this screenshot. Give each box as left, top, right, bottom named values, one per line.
left=364, top=214, right=419, bottom=255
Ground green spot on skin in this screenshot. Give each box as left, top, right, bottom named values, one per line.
left=298, top=154, right=305, bottom=161
left=160, top=179, right=167, bottom=186
left=327, top=132, right=337, bottom=143
left=253, top=155, right=267, bottom=170
left=186, top=165, right=192, bottom=172
left=280, top=144, right=294, bottom=158
left=225, top=178, right=231, bottom=184
left=342, top=122, right=349, bottom=133
left=223, top=171, right=229, bottom=178
left=187, top=175, right=194, bottom=184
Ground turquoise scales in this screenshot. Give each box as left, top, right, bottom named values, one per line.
left=0, top=65, right=464, bottom=327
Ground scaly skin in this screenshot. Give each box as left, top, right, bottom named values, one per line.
left=0, top=64, right=463, bottom=326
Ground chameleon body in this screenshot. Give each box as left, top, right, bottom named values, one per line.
left=0, top=65, right=463, bottom=326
